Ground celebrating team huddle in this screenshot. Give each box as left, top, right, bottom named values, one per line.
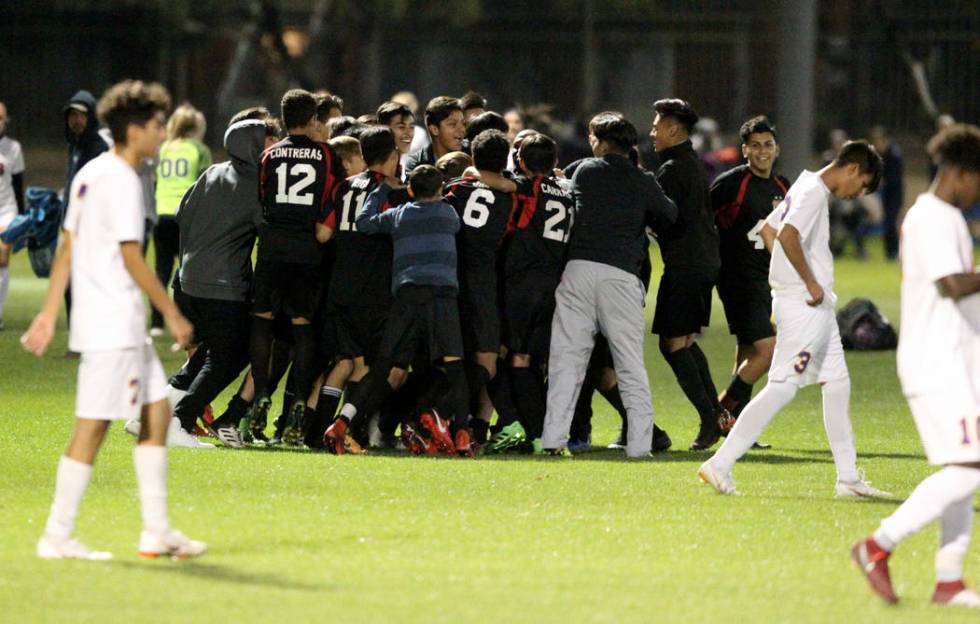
left=19, top=78, right=980, bottom=610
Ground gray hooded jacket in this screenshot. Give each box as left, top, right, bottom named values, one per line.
left=176, top=120, right=265, bottom=302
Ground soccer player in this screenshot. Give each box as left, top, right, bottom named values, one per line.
left=324, top=165, right=471, bottom=456
left=649, top=98, right=729, bottom=451
left=711, top=116, right=789, bottom=425
left=23, top=80, right=205, bottom=560
left=250, top=89, right=344, bottom=446
left=698, top=140, right=888, bottom=497
left=851, top=124, right=980, bottom=607
left=403, top=96, right=465, bottom=175
left=0, top=101, right=25, bottom=330
left=377, top=101, right=416, bottom=158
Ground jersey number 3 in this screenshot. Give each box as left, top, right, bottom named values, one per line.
left=275, top=163, right=316, bottom=206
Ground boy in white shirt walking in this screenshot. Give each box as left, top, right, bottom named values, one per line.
left=22, top=80, right=206, bottom=561
left=852, top=124, right=980, bottom=607
left=698, top=140, right=888, bottom=497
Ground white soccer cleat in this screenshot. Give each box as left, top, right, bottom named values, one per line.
left=124, top=418, right=141, bottom=437
left=212, top=423, right=244, bottom=449
left=698, top=460, right=740, bottom=495
left=37, top=535, right=112, bottom=561
left=138, top=529, right=207, bottom=560
left=167, top=417, right=215, bottom=449
left=835, top=478, right=892, bottom=499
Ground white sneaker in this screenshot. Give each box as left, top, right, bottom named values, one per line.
left=835, top=478, right=892, bottom=498
left=213, top=423, right=244, bottom=449
left=149, top=327, right=165, bottom=338
left=167, top=417, right=215, bottom=448
left=37, top=535, right=112, bottom=561
left=698, top=460, right=740, bottom=495
left=367, top=412, right=383, bottom=448
left=940, top=587, right=980, bottom=608
left=138, top=529, right=207, bottom=560
left=124, top=418, right=141, bottom=437
left=166, top=384, right=189, bottom=410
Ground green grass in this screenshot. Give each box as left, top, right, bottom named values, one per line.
left=1, top=243, right=977, bottom=624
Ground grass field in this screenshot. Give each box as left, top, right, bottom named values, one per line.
left=1, top=242, right=977, bottom=624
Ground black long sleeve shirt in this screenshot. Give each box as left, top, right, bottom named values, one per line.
left=655, top=140, right=721, bottom=272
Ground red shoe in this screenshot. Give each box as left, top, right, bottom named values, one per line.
left=197, top=405, right=216, bottom=437
left=419, top=410, right=455, bottom=454
left=455, top=429, right=474, bottom=458
left=323, top=418, right=349, bottom=455
left=850, top=537, right=898, bottom=604
left=401, top=423, right=436, bottom=456
left=716, top=407, right=736, bottom=435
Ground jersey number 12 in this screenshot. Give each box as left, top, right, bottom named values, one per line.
left=275, top=163, right=316, bottom=206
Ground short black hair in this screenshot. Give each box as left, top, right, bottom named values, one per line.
left=424, top=96, right=462, bottom=131
left=359, top=125, right=398, bottom=167
left=97, top=80, right=171, bottom=145
left=315, top=93, right=344, bottom=122
left=460, top=91, right=487, bottom=112
left=927, top=123, right=980, bottom=172
left=409, top=165, right=444, bottom=199
left=326, top=115, right=358, bottom=139
left=739, top=115, right=777, bottom=143
left=832, top=140, right=884, bottom=193
left=470, top=129, right=510, bottom=173
left=465, top=111, right=509, bottom=144
left=230, top=106, right=270, bottom=125
left=376, top=101, right=414, bottom=126
left=281, top=89, right=317, bottom=130
left=519, top=133, right=558, bottom=174
left=653, top=98, right=699, bottom=134
left=588, top=112, right=637, bottom=154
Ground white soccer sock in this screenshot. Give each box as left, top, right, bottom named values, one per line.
left=0, top=266, right=9, bottom=319
left=44, top=456, right=93, bottom=540
left=876, top=466, right=980, bottom=550
left=338, top=403, right=357, bottom=422
left=821, top=377, right=860, bottom=483
left=711, top=381, right=797, bottom=473
left=936, top=496, right=974, bottom=583
left=134, top=445, right=170, bottom=535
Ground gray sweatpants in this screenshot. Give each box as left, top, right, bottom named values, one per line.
left=542, top=260, right=654, bottom=457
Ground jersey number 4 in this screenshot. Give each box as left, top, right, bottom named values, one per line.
left=274, top=163, right=316, bottom=206
left=747, top=219, right=766, bottom=250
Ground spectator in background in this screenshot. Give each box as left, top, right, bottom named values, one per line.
left=152, top=104, right=212, bottom=336
left=504, top=108, right=525, bottom=143
left=870, top=126, right=904, bottom=260
left=460, top=91, right=487, bottom=121
left=0, top=101, right=25, bottom=330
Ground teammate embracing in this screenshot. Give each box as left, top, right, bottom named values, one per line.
left=698, top=140, right=888, bottom=497
left=852, top=124, right=980, bottom=608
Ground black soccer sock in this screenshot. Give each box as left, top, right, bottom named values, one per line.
left=598, top=383, right=628, bottom=420
left=464, top=362, right=492, bottom=406
left=510, top=366, right=547, bottom=439
left=248, top=316, right=275, bottom=400
left=341, top=370, right=393, bottom=425
left=266, top=338, right=294, bottom=396
left=665, top=348, right=716, bottom=425
left=471, top=418, right=490, bottom=444
left=307, top=385, right=342, bottom=445
left=290, top=323, right=317, bottom=406
left=214, top=395, right=249, bottom=428
left=725, top=375, right=754, bottom=406
left=488, top=365, right=520, bottom=428
left=688, top=343, right=722, bottom=410
left=274, top=389, right=295, bottom=431
left=439, top=360, right=470, bottom=434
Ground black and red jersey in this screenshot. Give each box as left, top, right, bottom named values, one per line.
left=323, top=170, right=409, bottom=306
left=504, top=175, right=574, bottom=280
left=444, top=176, right=517, bottom=276
left=711, top=163, right=790, bottom=283
left=258, top=134, right=344, bottom=264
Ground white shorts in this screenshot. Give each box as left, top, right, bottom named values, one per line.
left=0, top=205, right=16, bottom=230
left=768, top=297, right=848, bottom=387
left=908, top=377, right=980, bottom=465
left=75, top=341, right=168, bottom=421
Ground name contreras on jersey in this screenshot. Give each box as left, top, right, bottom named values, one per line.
left=266, top=146, right=324, bottom=161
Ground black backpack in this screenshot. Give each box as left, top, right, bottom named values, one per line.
left=836, top=298, right=898, bottom=351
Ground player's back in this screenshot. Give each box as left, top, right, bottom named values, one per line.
left=258, top=134, right=337, bottom=264
left=445, top=176, right=515, bottom=274
left=326, top=171, right=409, bottom=307
left=505, top=175, right=574, bottom=280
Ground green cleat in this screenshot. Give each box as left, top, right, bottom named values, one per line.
left=248, top=396, right=272, bottom=444
left=282, top=401, right=306, bottom=447
left=485, top=421, right=527, bottom=454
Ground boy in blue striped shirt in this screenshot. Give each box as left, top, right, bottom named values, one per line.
left=323, top=166, right=474, bottom=456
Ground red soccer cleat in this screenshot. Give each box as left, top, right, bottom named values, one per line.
left=419, top=410, right=455, bottom=455
left=401, top=423, right=436, bottom=456
left=850, top=537, right=898, bottom=604
left=455, top=429, right=474, bottom=458
left=323, top=418, right=349, bottom=455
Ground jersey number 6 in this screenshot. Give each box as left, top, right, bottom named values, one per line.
left=463, top=188, right=495, bottom=228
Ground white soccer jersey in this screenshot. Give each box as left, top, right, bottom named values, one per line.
left=0, top=135, right=25, bottom=212
left=897, top=192, right=980, bottom=398
left=766, top=170, right=836, bottom=304
left=64, top=151, right=147, bottom=352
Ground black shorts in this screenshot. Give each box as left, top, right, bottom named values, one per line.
left=377, top=285, right=464, bottom=368
left=174, top=286, right=250, bottom=348
left=651, top=268, right=717, bottom=337
left=504, top=275, right=558, bottom=359
left=717, top=278, right=775, bottom=345
left=335, top=304, right=390, bottom=364
left=251, top=259, right=319, bottom=320
left=459, top=273, right=501, bottom=354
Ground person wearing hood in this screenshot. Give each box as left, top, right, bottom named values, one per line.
left=126, top=116, right=279, bottom=448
